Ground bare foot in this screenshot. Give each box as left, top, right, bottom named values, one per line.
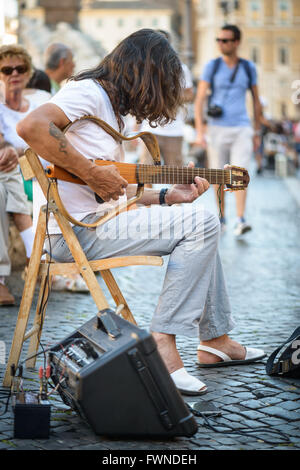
left=151, top=332, right=183, bottom=374
left=197, top=334, right=246, bottom=364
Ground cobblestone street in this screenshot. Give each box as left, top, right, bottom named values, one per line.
left=0, top=168, right=299, bottom=451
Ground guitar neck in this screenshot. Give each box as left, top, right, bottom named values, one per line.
left=46, top=161, right=231, bottom=186
left=136, top=164, right=230, bottom=185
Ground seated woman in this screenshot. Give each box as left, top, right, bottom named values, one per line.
left=0, top=45, right=88, bottom=301
left=0, top=44, right=35, bottom=305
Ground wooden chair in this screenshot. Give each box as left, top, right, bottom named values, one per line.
left=3, top=142, right=163, bottom=387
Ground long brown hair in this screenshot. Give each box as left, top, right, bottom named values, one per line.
left=73, top=29, right=184, bottom=129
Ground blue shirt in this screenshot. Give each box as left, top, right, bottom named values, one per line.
left=201, top=58, right=257, bottom=127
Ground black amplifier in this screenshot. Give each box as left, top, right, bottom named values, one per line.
left=48, top=309, right=198, bottom=438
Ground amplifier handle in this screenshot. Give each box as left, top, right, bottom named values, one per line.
left=128, top=348, right=175, bottom=431
left=97, top=309, right=121, bottom=338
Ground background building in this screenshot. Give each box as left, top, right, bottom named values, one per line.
left=1, top=0, right=300, bottom=119
left=17, top=0, right=180, bottom=54
left=79, top=1, right=177, bottom=54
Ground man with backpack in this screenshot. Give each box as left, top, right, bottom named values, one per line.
left=194, top=25, right=262, bottom=235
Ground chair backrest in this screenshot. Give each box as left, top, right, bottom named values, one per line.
left=21, top=148, right=55, bottom=202
left=19, top=154, right=35, bottom=181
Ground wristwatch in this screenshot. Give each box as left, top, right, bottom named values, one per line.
left=159, top=188, right=169, bottom=205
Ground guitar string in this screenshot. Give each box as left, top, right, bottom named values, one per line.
left=139, top=166, right=232, bottom=184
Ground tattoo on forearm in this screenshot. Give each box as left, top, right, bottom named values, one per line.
left=49, top=122, right=68, bottom=155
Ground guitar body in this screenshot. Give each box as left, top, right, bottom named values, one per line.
left=47, top=161, right=139, bottom=185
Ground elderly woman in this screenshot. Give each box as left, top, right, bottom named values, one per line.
left=0, top=45, right=87, bottom=301
left=0, top=44, right=36, bottom=305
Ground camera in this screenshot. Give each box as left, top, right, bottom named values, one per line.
left=207, top=105, right=223, bottom=118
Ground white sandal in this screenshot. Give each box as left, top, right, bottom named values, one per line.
left=170, top=367, right=207, bottom=396
left=197, top=345, right=266, bottom=368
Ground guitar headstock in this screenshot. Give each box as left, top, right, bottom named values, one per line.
left=225, top=166, right=250, bottom=191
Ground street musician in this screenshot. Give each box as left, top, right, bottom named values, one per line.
left=17, top=29, right=265, bottom=396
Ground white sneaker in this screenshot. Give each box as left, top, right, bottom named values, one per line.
left=234, top=221, right=252, bottom=236
left=51, top=274, right=89, bottom=293
left=71, top=275, right=89, bottom=293
left=219, top=218, right=226, bottom=235
left=220, top=221, right=226, bottom=234
left=51, top=275, right=75, bottom=291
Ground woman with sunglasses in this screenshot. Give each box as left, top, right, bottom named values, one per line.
left=0, top=45, right=86, bottom=299
left=0, top=44, right=36, bottom=305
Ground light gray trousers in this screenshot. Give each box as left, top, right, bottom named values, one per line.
left=0, top=167, right=31, bottom=276
left=0, top=184, right=10, bottom=276
left=46, top=203, right=235, bottom=340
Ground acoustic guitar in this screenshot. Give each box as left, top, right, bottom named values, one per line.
left=46, top=160, right=250, bottom=191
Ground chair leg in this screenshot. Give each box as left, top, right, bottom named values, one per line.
left=55, top=211, right=110, bottom=311
left=26, top=272, right=51, bottom=369
left=3, top=209, right=47, bottom=387
left=101, top=269, right=137, bottom=325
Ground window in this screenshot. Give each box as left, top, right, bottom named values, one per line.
left=117, top=18, right=124, bottom=27
left=250, top=46, right=260, bottom=64
left=136, top=18, right=143, bottom=27
left=281, top=102, right=287, bottom=118
left=248, top=0, right=262, bottom=25
left=97, top=19, right=103, bottom=27
left=152, top=18, right=159, bottom=27
left=277, top=0, right=291, bottom=24
left=279, top=46, right=289, bottom=65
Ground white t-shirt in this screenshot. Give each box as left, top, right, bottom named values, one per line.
left=0, top=101, right=37, bottom=152
left=23, top=89, right=52, bottom=108
left=33, top=79, right=126, bottom=234
left=140, top=63, right=193, bottom=137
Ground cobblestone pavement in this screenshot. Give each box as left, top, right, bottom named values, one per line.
left=0, top=169, right=299, bottom=451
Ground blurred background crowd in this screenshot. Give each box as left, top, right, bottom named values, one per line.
left=1, top=0, right=300, bottom=171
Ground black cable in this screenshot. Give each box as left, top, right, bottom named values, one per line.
left=217, top=184, right=223, bottom=220
left=1, top=182, right=66, bottom=417
left=187, top=403, right=291, bottom=446
left=37, top=180, right=53, bottom=370
left=0, top=336, right=76, bottom=417
left=2, top=181, right=54, bottom=410
left=0, top=390, right=11, bottom=417
left=19, top=345, right=52, bottom=366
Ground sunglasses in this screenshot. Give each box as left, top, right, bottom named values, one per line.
left=0, top=65, right=29, bottom=76
left=216, top=38, right=236, bottom=44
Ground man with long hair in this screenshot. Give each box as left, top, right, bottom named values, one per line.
left=139, top=30, right=194, bottom=167
left=18, top=29, right=265, bottom=396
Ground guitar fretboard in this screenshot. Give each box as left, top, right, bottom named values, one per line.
left=137, top=165, right=231, bottom=185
